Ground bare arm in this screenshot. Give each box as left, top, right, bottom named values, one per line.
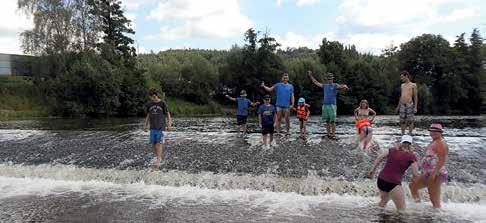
left=166, top=112, right=172, bottom=131
left=291, top=94, right=295, bottom=108
left=307, top=71, right=323, bottom=88
left=338, top=83, right=349, bottom=90
left=261, top=82, right=275, bottom=92
left=144, top=113, right=150, bottom=132
left=251, top=101, right=260, bottom=107
left=410, top=162, right=420, bottom=178
left=369, top=108, right=377, bottom=121
left=368, top=149, right=389, bottom=177
left=433, top=141, right=448, bottom=176
left=354, top=108, right=359, bottom=120
left=413, top=83, right=418, bottom=113
left=258, top=114, right=262, bottom=128
left=225, top=94, right=236, bottom=102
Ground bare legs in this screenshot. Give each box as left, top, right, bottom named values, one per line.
left=378, top=186, right=406, bottom=211
left=152, top=143, right=163, bottom=169
left=409, top=175, right=443, bottom=208
left=401, top=121, right=414, bottom=135
left=275, top=110, right=290, bottom=135
left=262, top=134, right=274, bottom=146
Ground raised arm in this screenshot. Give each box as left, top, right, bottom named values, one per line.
left=251, top=101, right=260, bottom=107
left=225, top=94, right=236, bottom=102
left=338, top=83, right=349, bottom=90
left=261, top=81, right=275, bottom=92
left=307, top=71, right=323, bottom=88
left=368, top=149, right=389, bottom=177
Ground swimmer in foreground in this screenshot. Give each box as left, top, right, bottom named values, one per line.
left=409, top=123, right=449, bottom=209
left=354, top=99, right=376, bottom=149
left=368, top=135, right=420, bottom=211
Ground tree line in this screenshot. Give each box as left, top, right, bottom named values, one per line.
left=140, top=28, right=485, bottom=115
left=18, top=0, right=485, bottom=116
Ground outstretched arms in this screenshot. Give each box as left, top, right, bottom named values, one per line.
left=261, top=81, right=275, bottom=92
left=225, top=94, right=236, bottom=102
left=307, top=71, right=323, bottom=88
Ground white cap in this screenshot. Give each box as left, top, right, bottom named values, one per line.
left=401, top=135, right=413, bottom=144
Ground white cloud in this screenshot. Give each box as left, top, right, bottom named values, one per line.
left=275, top=32, right=330, bottom=49
left=296, top=0, right=320, bottom=7
left=0, top=0, right=33, bottom=54
left=145, top=0, right=252, bottom=40
left=276, top=31, right=421, bottom=54
left=275, top=0, right=320, bottom=7
left=444, top=8, right=480, bottom=22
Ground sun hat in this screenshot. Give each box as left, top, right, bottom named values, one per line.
left=428, top=123, right=444, bottom=133
left=326, top=73, right=334, bottom=80
left=240, top=90, right=247, bottom=97
left=401, top=135, right=413, bottom=144
left=298, top=98, right=305, bottom=103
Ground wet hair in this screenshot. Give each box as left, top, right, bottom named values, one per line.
left=400, top=70, right=409, bottom=76
left=148, top=88, right=157, bottom=96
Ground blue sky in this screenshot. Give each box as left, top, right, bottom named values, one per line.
left=1, top=0, right=485, bottom=55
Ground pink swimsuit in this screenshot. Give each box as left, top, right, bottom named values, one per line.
left=421, top=140, right=448, bottom=182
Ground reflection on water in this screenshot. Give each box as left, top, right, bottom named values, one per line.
left=0, top=115, right=485, bottom=222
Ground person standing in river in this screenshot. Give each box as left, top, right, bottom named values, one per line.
left=258, top=95, right=277, bottom=146
left=396, top=70, right=418, bottom=135
left=308, top=71, right=348, bottom=140
left=409, top=123, right=449, bottom=209
left=261, top=73, right=295, bottom=135
left=368, top=135, right=420, bottom=211
left=354, top=99, right=376, bottom=149
left=144, top=88, right=172, bottom=169
left=225, top=90, right=259, bottom=138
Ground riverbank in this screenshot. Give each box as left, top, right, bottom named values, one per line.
left=0, top=76, right=234, bottom=119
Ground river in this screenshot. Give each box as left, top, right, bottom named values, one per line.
left=0, top=115, right=485, bottom=222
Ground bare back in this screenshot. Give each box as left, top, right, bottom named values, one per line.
left=400, top=82, right=416, bottom=104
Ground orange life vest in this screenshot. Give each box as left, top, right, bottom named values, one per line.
left=296, top=105, right=308, bottom=119
left=355, top=118, right=371, bottom=129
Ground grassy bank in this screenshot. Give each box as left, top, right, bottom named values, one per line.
left=0, top=76, right=50, bottom=119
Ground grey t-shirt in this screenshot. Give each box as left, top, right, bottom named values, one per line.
left=146, top=101, right=169, bottom=130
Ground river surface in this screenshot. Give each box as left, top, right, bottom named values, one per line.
left=0, top=115, right=485, bottom=222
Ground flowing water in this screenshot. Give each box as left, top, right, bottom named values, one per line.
left=0, top=115, right=485, bottom=222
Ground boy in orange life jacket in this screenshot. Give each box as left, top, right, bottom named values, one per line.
left=296, top=98, right=310, bottom=137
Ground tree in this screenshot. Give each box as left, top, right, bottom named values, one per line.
left=399, top=34, right=452, bottom=114
left=90, top=0, right=137, bottom=67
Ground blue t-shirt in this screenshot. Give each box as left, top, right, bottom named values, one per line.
left=258, top=104, right=276, bottom=126
left=323, top=83, right=339, bottom=105
left=274, top=82, right=294, bottom=108
left=236, top=97, right=252, bottom=116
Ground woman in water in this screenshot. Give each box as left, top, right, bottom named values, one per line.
left=368, top=135, right=420, bottom=211
left=409, top=123, right=448, bottom=208
left=354, top=100, right=376, bottom=149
